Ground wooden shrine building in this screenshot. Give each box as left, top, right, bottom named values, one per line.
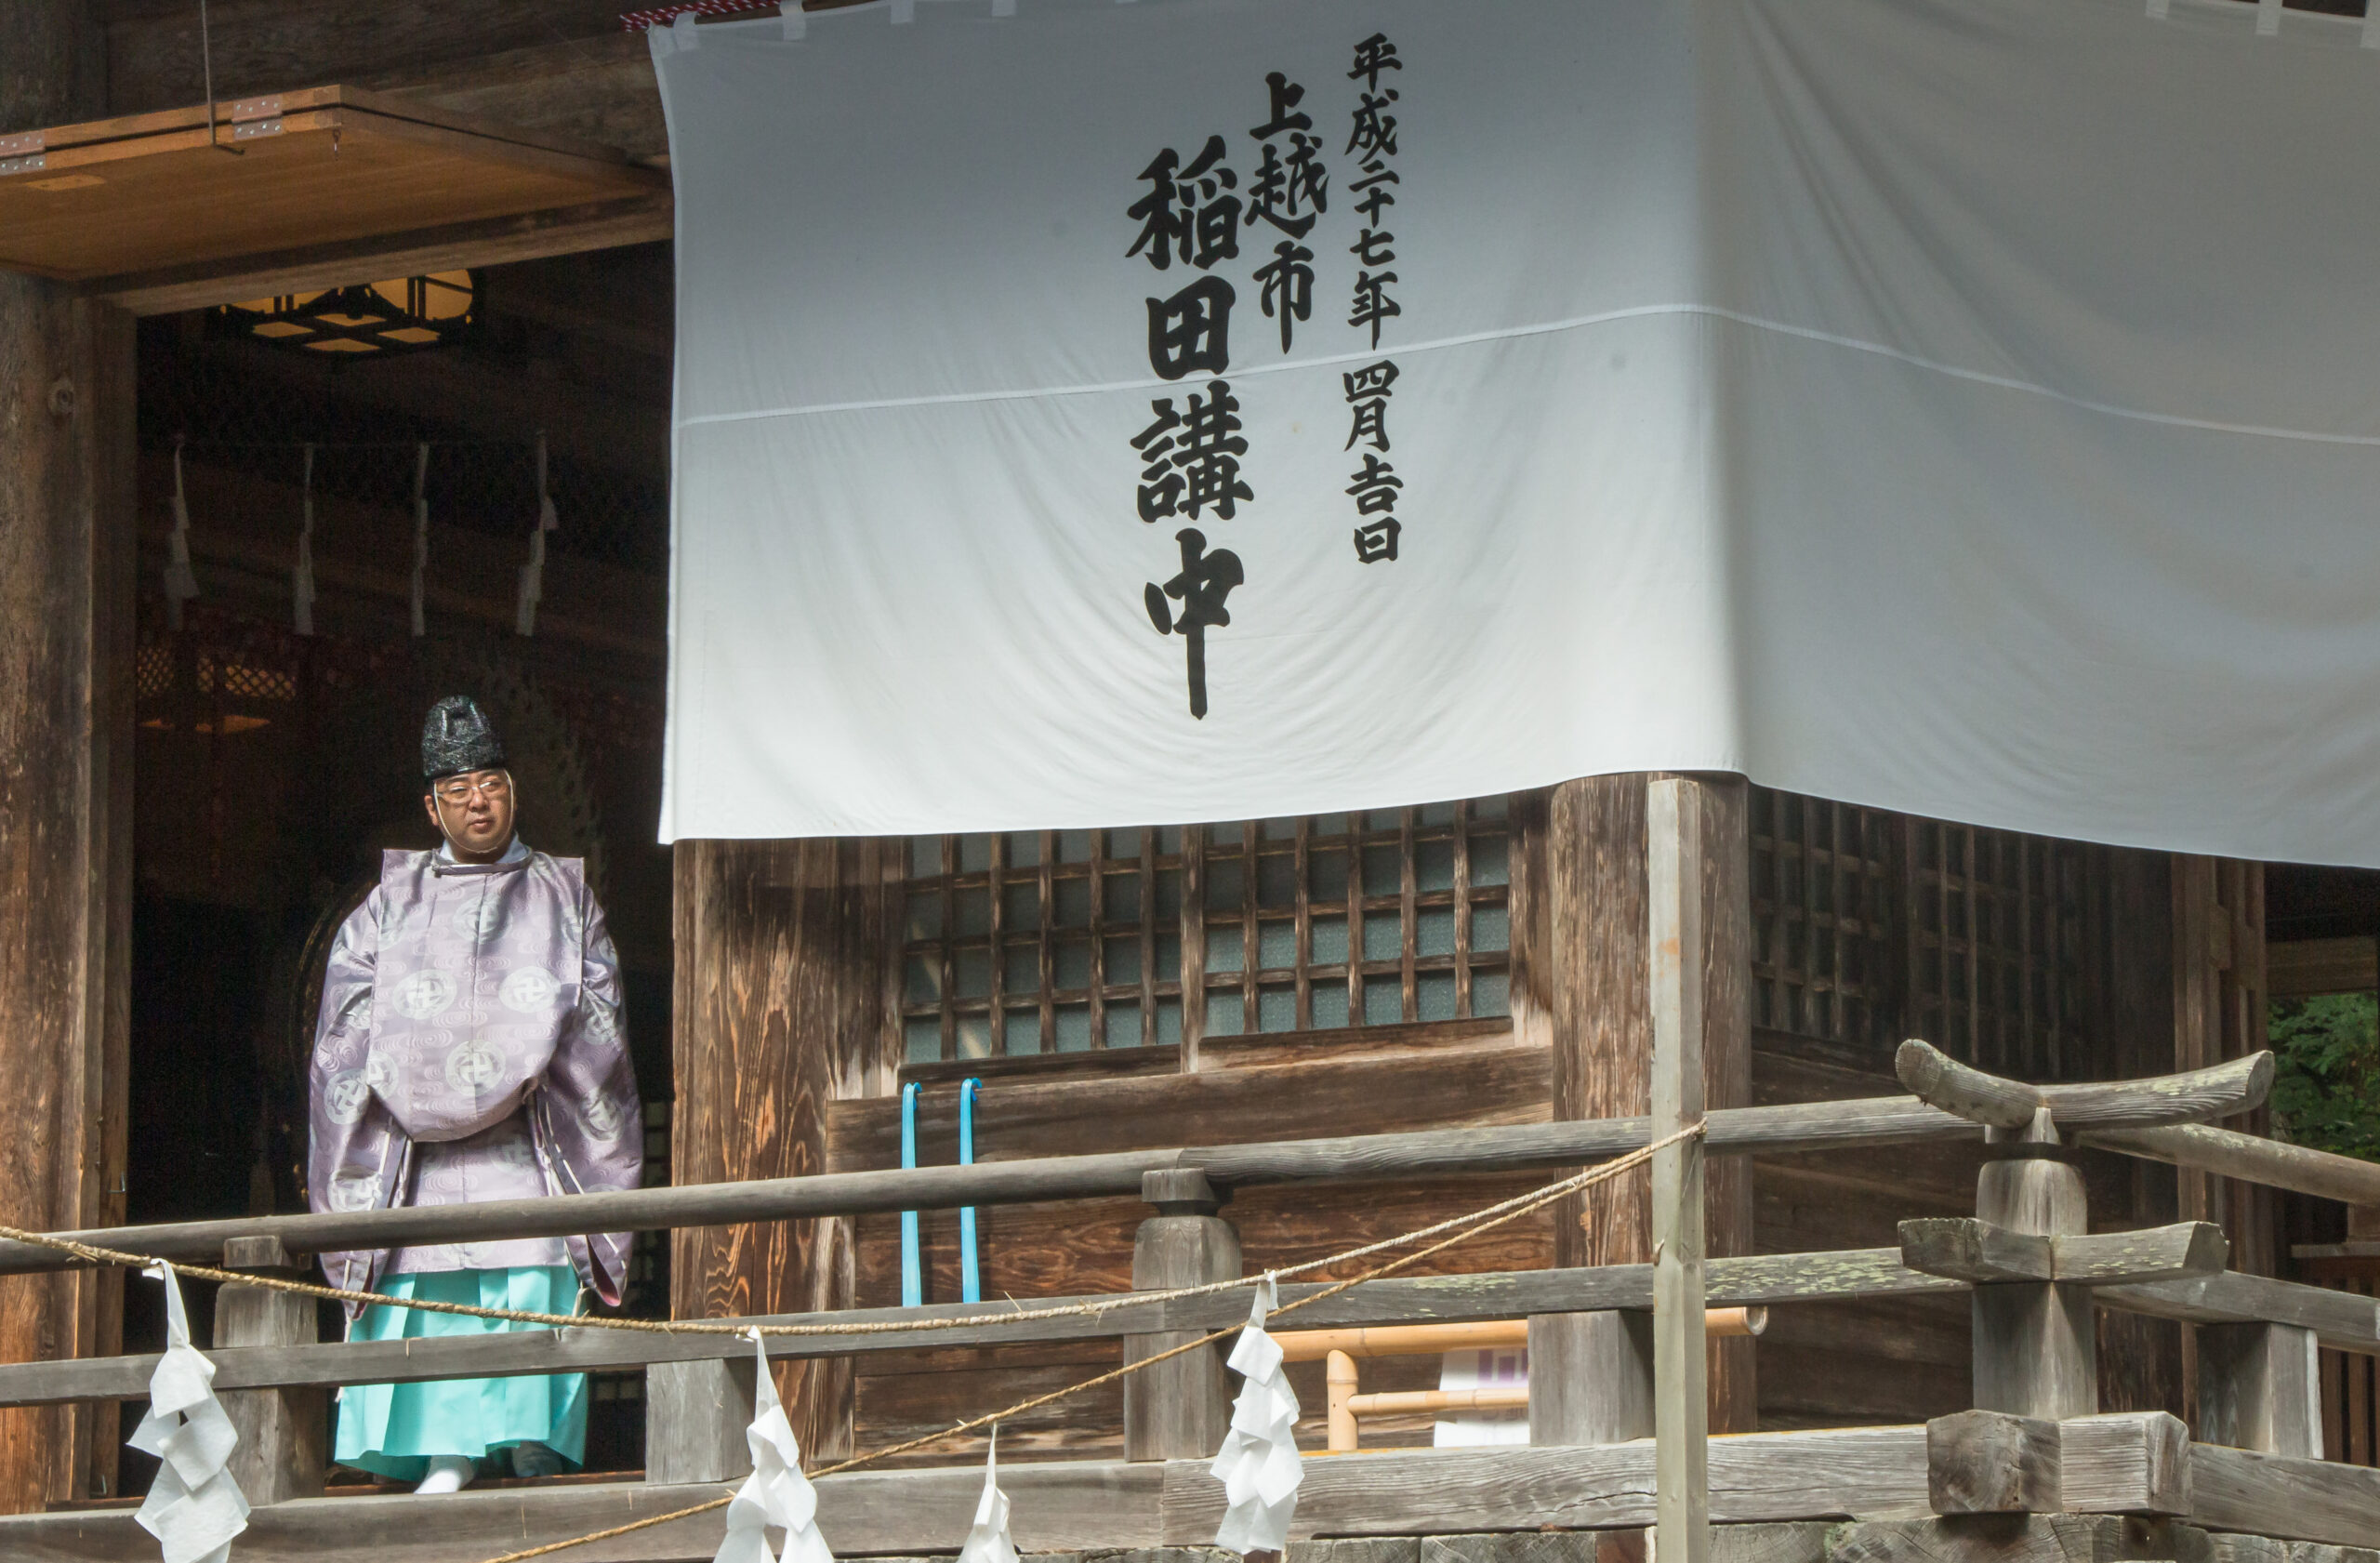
left=2, top=5, right=2378, bottom=1563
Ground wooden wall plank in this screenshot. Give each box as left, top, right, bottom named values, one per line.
left=671, top=838, right=892, bottom=1463
left=0, top=10, right=133, bottom=1505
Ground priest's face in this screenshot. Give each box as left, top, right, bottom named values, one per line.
left=425, top=769, right=517, bottom=862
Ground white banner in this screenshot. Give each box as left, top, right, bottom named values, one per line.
left=654, top=0, right=2380, bottom=867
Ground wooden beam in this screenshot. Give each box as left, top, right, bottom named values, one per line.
left=0, top=12, right=134, bottom=1507
left=1895, top=1039, right=2272, bottom=1133
left=0, top=1250, right=1966, bottom=1409
left=0, top=1099, right=1980, bottom=1278
left=0, top=1430, right=1937, bottom=1561
left=2188, top=1439, right=2380, bottom=1547
left=87, top=191, right=673, bottom=316
left=2080, top=1120, right=2380, bottom=1209
left=2099, top=1271, right=2380, bottom=1358
left=1897, top=1220, right=2226, bottom=1286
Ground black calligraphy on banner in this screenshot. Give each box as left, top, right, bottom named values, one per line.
left=1128, top=128, right=1259, bottom=718
left=1342, top=33, right=1408, bottom=563
left=1128, top=136, right=1242, bottom=272
left=1143, top=529, right=1243, bottom=721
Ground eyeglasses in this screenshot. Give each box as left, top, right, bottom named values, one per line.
left=433, top=773, right=511, bottom=804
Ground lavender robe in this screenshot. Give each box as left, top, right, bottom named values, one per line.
left=309, top=841, right=642, bottom=1314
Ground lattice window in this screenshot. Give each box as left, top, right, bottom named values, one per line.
left=1749, top=789, right=1899, bottom=1051
left=1752, top=788, right=2097, bottom=1077
left=898, top=799, right=1512, bottom=1063
left=135, top=643, right=175, bottom=700
left=197, top=653, right=297, bottom=703
left=1910, top=820, right=2089, bottom=1081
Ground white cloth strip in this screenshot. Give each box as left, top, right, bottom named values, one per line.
left=2259, top=0, right=2281, bottom=34
left=782, top=0, right=806, bottom=39
left=955, top=1429, right=1018, bottom=1563
left=713, top=1329, right=835, bottom=1563
left=515, top=430, right=558, bottom=637
left=292, top=443, right=316, bottom=637
left=164, top=439, right=200, bottom=630
left=410, top=442, right=430, bottom=637
left=1210, top=1274, right=1302, bottom=1556
left=128, top=1264, right=249, bottom=1563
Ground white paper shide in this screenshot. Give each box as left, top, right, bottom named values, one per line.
left=128, top=1264, right=249, bottom=1563
left=1210, top=1276, right=1302, bottom=1555
left=714, top=1331, right=835, bottom=1563
left=956, top=1430, right=1019, bottom=1563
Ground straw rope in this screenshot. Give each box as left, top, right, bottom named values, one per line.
left=467, top=1120, right=1703, bottom=1563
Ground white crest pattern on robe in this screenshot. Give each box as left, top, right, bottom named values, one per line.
left=1210, top=1275, right=1302, bottom=1556
left=956, top=1431, right=1018, bottom=1563
left=307, top=844, right=641, bottom=1309
left=714, top=1331, right=835, bottom=1563
left=128, top=1265, right=249, bottom=1563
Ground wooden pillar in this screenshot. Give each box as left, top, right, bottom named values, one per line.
left=1527, top=1310, right=1653, bottom=1445
left=1647, top=777, right=1709, bottom=1563
left=212, top=1238, right=324, bottom=1504
left=0, top=1, right=135, bottom=1512
left=1123, top=1169, right=1239, bottom=1461
left=671, top=838, right=893, bottom=1464
left=2197, top=1322, right=2320, bottom=1458
left=1971, top=1114, right=2096, bottom=1422
left=1538, top=775, right=1752, bottom=1432
left=646, top=1356, right=759, bottom=1485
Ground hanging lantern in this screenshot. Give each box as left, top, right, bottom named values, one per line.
left=215, top=271, right=480, bottom=356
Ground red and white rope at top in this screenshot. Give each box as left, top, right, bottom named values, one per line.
left=620, top=0, right=779, bottom=33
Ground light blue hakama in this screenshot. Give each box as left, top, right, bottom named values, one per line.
left=334, top=1266, right=589, bottom=1480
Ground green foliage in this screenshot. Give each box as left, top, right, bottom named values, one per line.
left=2268, top=992, right=2380, bottom=1163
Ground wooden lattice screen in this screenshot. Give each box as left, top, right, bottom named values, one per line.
left=1751, top=787, right=2102, bottom=1078
left=897, top=801, right=1513, bottom=1063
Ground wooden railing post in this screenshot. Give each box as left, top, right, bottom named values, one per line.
left=213, top=1238, right=324, bottom=1504
left=646, top=1355, right=759, bottom=1485
left=1123, top=1168, right=1238, bottom=1462
left=1527, top=1310, right=1653, bottom=1445
left=1970, top=1109, right=2096, bottom=1421
left=2197, top=1320, right=2320, bottom=1456
left=1646, top=777, right=1710, bottom=1563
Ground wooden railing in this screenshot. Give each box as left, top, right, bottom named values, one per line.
left=1, top=1042, right=2377, bottom=1558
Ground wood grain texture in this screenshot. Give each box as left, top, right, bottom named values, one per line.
left=2198, top=1322, right=2320, bottom=1458
left=1158, top=1426, right=1930, bottom=1539
left=100, top=0, right=629, bottom=116
left=1124, top=1212, right=1239, bottom=1461
left=212, top=1264, right=324, bottom=1504
left=2188, top=1439, right=2380, bottom=1546
left=0, top=1250, right=1963, bottom=1409
left=1547, top=775, right=1754, bottom=1432
left=829, top=1038, right=1554, bottom=1172
left=672, top=838, right=892, bottom=1464
left=0, top=1429, right=1946, bottom=1560
left=1924, top=1410, right=2058, bottom=1516
left=2099, top=1272, right=2380, bottom=1358
left=643, top=1357, right=756, bottom=1486
left=2056, top=1411, right=2191, bottom=1516
left=94, top=192, right=675, bottom=317
left=0, top=14, right=133, bottom=1503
